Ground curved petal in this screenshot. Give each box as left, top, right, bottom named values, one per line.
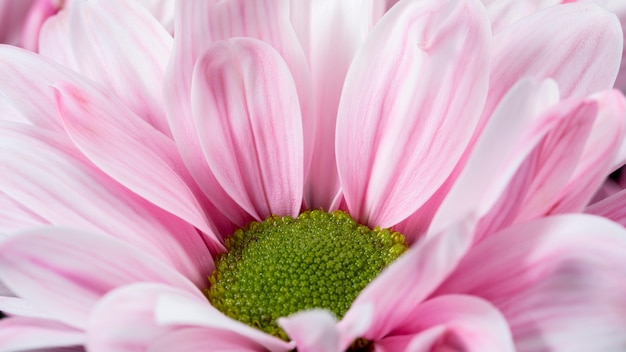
left=0, top=0, right=35, bottom=46
left=155, top=292, right=294, bottom=352
left=290, top=0, right=379, bottom=209
left=429, top=78, right=559, bottom=240
left=336, top=0, right=491, bottom=227
left=0, top=296, right=48, bottom=318
left=87, top=283, right=194, bottom=352
left=586, top=188, right=626, bottom=226
left=40, top=0, right=173, bottom=136
left=192, top=38, right=303, bottom=219
left=0, top=227, right=201, bottom=329
left=278, top=310, right=340, bottom=352
left=0, top=317, right=84, bottom=352
left=148, top=328, right=262, bottom=352
left=0, top=123, right=214, bottom=285
left=339, top=216, right=475, bottom=344
left=53, top=81, right=222, bottom=251
left=0, top=191, right=48, bottom=233
left=376, top=295, right=515, bottom=352
left=437, top=214, right=626, bottom=351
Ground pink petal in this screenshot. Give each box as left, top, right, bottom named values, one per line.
left=40, top=0, right=174, bottom=136
left=437, top=214, right=626, bottom=351
left=336, top=0, right=491, bottom=228
left=0, top=227, right=201, bottom=329
left=376, top=295, right=515, bottom=352
left=0, top=124, right=214, bottom=285
left=429, top=78, right=559, bottom=240
left=484, top=2, right=622, bottom=125
left=290, top=0, right=379, bottom=209
left=339, top=217, right=475, bottom=343
left=0, top=191, right=48, bottom=233
left=192, top=38, right=303, bottom=219
left=19, top=0, right=59, bottom=51
left=548, top=90, right=626, bottom=214
left=87, top=283, right=195, bottom=352
left=54, top=81, right=222, bottom=251
left=148, top=328, right=262, bottom=352
left=586, top=188, right=626, bottom=227
left=0, top=296, right=48, bottom=318
left=155, top=292, right=294, bottom=351
left=0, top=317, right=84, bottom=351
left=0, top=0, right=36, bottom=46
left=278, top=310, right=340, bottom=352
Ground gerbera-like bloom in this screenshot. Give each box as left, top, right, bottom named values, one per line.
left=1, top=0, right=626, bottom=351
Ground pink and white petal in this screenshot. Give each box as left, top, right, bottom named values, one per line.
left=290, top=0, right=378, bottom=209
left=339, top=217, right=475, bottom=343
left=429, top=78, right=559, bottom=240
left=336, top=0, right=491, bottom=228
left=375, top=326, right=446, bottom=352
left=0, top=124, right=214, bottom=285
left=53, top=81, right=222, bottom=249
left=19, top=0, right=60, bottom=51
left=436, top=214, right=626, bottom=351
left=0, top=227, right=201, bottom=329
left=45, top=0, right=174, bottom=136
left=137, top=0, right=175, bottom=33
left=0, top=0, right=36, bottom=46
left=600, top=0, right=626, bottom=92
left=586, top=188, right=626, bottom=226
left=483, top=2, right=622, bottom=127
left=0, top=45, right=84, bottom=130
left=0, top=317, right=84, bottom=352
left=155, top=292, right=295, bottom=352
left=0, top=191, right=48, bottom=234
left=547, top=90, right=626, bottom=214
left=192, top=38, right=303, bottom=219
left=87, top=283, right=196, bottom=352
left=376, top=295, right=515, bottom=352
left=39, top=9, right=79, bottom=72
left=0, top=296, right=49, bottom=318
left=278, top=310, right=340, bottom=352
left=163, top=1, right=252, bottom=228
left=148, top=328, right=262, bottom=352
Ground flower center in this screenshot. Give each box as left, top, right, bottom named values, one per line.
left=205, top=210, right=408, bottom=341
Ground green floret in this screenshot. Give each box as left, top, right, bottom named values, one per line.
left=205, top=209, right=408, bottom=340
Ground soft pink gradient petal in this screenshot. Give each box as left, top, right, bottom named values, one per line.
left=0, top=296, right=47, bottom=318
left=339, top=217, right=475, bottom=345
left=87, top=283, right=196, bottom=352
left=290, top=0, right=379, bottom=209
left=376, top=295, right=515, bottom=352
left=40, top=0, right=173, bottom=136
left=54, top=81, right=223, bottom=251
left=278, top=310, right=340, bottom=352
left=148, top=328, right=261, bottom=352
left=429, top=78, right=559, bottom=240
left=437, top=214, right=626, bottom=351
left=155, top=292, right=295, bottom=352
left=0, top=0, right=36, bottom=46
left=192, top=38, right=303, bottom=219
left=0, top=191, right=48, bottom=233
left=484, top=2, right=622, bottom=125
left=0, top=124, right=214, bottom=285
left=336, top=0, right=491, bottom=228
left=0, top=228, right=201, bottom=329
left=20, top=0, right=59, bottom=51
left=0, top=317, right=84, bottom=351
left=586, top=188, right=626, bottom=226
left=547, top=90, right=626, bottom=214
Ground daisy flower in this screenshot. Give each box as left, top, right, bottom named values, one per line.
left=0, top=0, right=625, bottom=351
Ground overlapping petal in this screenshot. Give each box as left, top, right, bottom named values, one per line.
left=0, top=317, right=84, bottom=352
left=336, top=0, right=491, bottom=228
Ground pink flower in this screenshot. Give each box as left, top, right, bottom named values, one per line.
left=0, top=0, right=625, bottom=351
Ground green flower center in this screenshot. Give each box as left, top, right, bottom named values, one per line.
left=205, top=210, right=408, bottom=341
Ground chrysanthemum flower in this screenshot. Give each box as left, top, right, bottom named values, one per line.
left=1, top=0, right=626, bottom=351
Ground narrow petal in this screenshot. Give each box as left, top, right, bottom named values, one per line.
left=192, top=38, right=303, bottom=219
left=429, top=78, right=559, bottom=240
left=87, top=283, right=193, bottom=352
left=586, top=188, right=626, bottom=226
left=336, top=0, right=491, bottom=227
left=0, top=191, right=48, bottom=233
left=0, top=227, right=201, bottom=329
left=54, top=81, right=222, bottom=249
left=376, top=295, right=515, bottom=352
left=437, top=214, right=626, bottom=351
left=0, top=123, right=214, bottom=285
left=0, top=317, right=84, bottom=351
left=290, top=0, right=379, bottom=209
left=40, top=0, right=174, bottom=136
left=155, top=292, right=294, bottom=351
left=278, top=310, right=340, bottom=352
left=148, top=328, right=261, bottom=352
left=339, top=217, right=475, bottom=343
